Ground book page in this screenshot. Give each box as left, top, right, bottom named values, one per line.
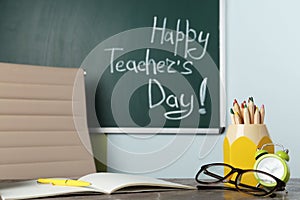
left=0, top=180, right=98, bottom=200
left=79, top=173, right=194, bottom=194
left=0, top=173, right=194, bottom=199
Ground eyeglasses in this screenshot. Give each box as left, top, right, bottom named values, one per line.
left=195, top=163, right=286, bottom=197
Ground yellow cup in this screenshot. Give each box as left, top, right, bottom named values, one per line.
left=223, top=124, right=274, bottom=185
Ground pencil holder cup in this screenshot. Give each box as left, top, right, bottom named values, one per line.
left=223, top=124, right=274, bottom=185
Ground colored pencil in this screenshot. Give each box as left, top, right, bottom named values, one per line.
left=248, top=97, right=255, bottom=124
left=260, top=104, right=265, bottom=124
left=254, top=107, right=261, bottom=124
left=241, top=101, right=245, bottom=120
left=233, top=99, right=242, bottom=123
left=234, top=111, right=243, bottom=124
left=230, top=108, right=236, bottom=124
left=243, top=104, right=250, bottom=124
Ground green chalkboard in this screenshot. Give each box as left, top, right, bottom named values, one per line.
left=0, top=0, right=225, bottom=134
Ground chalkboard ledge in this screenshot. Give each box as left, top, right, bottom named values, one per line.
left=89, top=127, right=226, bottom=135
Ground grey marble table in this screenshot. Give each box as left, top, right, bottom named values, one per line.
left=1, top=179, right=298, bottom=200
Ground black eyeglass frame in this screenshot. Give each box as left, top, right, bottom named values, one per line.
left=195, top=163, right=286, bottom=197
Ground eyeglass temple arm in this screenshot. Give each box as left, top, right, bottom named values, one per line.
left=238, top=183, right=269, bottom=193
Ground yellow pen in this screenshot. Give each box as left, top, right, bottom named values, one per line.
left=37, top=178, right=91, bottom=187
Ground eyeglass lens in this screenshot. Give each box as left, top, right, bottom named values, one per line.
left=236, top=171, right=277, bottom=196
left=197, top=164, right=232, bottom=183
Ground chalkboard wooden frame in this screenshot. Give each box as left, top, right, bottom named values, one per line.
left=84, top=0, right=226, bottom=134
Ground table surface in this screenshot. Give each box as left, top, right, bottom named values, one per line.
left=2, top=178, right=298, bottom=200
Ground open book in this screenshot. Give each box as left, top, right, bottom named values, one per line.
left=0, top=173, right=195, bottom=200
